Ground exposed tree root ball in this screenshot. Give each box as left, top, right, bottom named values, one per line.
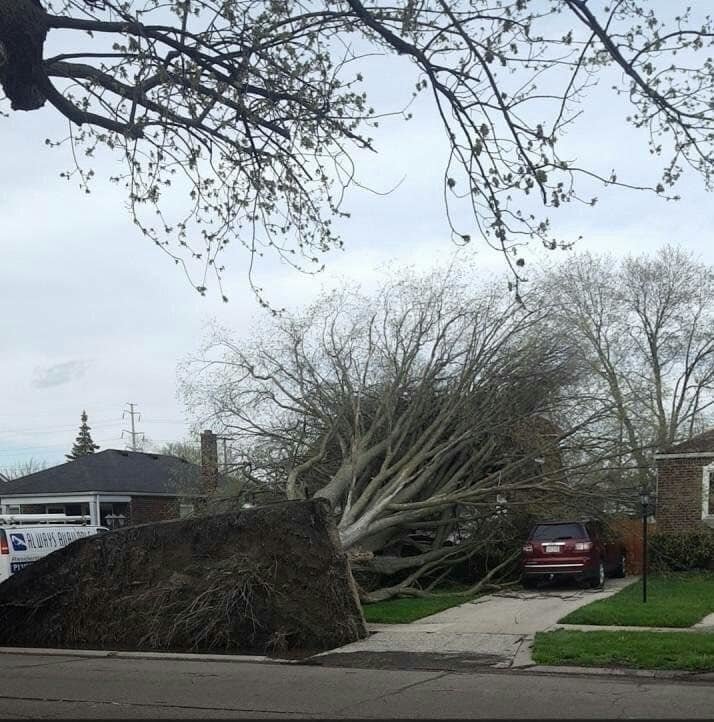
left=0, top=499, right=367, bottom=656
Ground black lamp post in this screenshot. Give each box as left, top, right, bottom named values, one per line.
left=640, top=487, right=650, bottom=603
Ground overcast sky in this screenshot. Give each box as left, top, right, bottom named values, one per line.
left=2, top=5, right=713, bottom=472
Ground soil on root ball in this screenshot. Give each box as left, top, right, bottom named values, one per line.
left=0, top=499, right=367, bottom=655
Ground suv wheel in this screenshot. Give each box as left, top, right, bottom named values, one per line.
left=590, top=561, right=605, bottom=589
left=522, top=577, right=538, bottom=589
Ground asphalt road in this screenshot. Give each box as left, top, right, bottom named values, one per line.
left=2, top=652, right=714, bottom=719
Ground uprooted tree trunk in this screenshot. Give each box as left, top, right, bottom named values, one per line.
left=0, top=500, right=367, bottom=655
left=182, top=268, right=591, bottom=600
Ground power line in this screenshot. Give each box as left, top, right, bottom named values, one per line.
left=121, top=403, right=144, bottom=452
left=0, top=420, right=123, bottom=436
left=0, top=437, right=125, bottom=456
left=141, top=416, right=189, bottom=425
left=0, top=416, right=189, bottom=436
left=0, top=407, right=194, bottom=461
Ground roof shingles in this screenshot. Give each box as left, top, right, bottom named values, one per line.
left=0, top=449, right=202, bottom=496
left=663, top=429, right=714, bottom=455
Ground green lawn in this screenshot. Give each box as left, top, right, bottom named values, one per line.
left=559, top=573, right=714, bottom=627
left=362, top=591, right=476, bottom=624
left=533, top=629, right=714, bottom=671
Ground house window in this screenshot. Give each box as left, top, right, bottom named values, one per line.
left=46, top=504, right=66, bottom=515
left=4, top=505, right=20, bottom=515
left=65, top=503, right=90, bottom=517
left=179, top=503, right=195, bottom=518
left=100, top=502, right=130, bottom=528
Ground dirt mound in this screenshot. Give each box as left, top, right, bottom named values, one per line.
left=0, top=499, right=367, bottom=655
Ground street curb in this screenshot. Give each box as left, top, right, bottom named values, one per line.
left=0, top=646, right=299, bottom=665
left=3, top=645, right=712, bottom=682
left=548, top=623, right=714, bottom=633
left=524, top=664, right=690, bottom=678
left=517, top=664, right=714, bottom=682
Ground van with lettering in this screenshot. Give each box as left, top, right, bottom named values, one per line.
left=0, top=514, right=108, bottom=583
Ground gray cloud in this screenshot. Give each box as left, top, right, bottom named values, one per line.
left=33, top=361, right=88, bottom=389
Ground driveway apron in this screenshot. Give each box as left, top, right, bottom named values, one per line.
left=312, top=577, right=638, bottom=670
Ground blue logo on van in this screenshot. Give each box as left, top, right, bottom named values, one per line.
left=9, top=533, right=27, bottom=551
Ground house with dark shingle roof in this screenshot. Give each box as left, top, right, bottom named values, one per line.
left=0, top=449, right=207, bottom=527
left=655, top=430, right=714, bottom=533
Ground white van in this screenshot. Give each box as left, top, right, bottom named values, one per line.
left=0, top=514, right=108, bottom=583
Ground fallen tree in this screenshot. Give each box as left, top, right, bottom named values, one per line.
left=182, top=268, right=588, bottom=599
left=0, top=499, right=367, bottom=655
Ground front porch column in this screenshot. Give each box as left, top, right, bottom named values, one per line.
left=91, top=495, right=101, bottom=526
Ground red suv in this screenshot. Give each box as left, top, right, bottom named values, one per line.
left=521, top=520, right=626, bottom=588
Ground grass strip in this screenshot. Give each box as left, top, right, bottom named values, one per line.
left=559, top=573, right=714, bottom=627
left=533, top=628, right=714, bottom=671
left=362, top=592, right=475, bottom=624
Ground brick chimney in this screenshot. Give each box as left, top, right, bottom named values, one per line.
left=200, top=430, right=219, bottom=495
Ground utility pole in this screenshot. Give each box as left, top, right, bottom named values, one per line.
left=121, top=403, right=144, bottom=452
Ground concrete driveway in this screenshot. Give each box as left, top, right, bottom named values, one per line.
left=313, top=577, right=638, bottom=671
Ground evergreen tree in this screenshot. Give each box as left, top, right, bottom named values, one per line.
left=66, top=410, right=100, bottom=461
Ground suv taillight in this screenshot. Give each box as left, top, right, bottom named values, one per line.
left=574, top=541, right=593, bottom=551
left=0, top=531, right=8, bottom=555
left=522, top=543, right=533, bottom=552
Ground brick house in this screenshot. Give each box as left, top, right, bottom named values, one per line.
left=0, top=448, right=211, bottom=527
left=655, top=429, right=714, bottom=534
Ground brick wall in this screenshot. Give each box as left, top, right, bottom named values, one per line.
left=129, top=496, right=180, bottom=525
left=656, top=456, right=709, bottom=533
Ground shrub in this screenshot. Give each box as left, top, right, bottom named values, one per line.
left=650, top=530, right=714, bottom=572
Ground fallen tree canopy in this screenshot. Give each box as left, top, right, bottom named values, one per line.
left=183, top=268, right=590, bottom=600
left=0, top=499, right=367, bottom=655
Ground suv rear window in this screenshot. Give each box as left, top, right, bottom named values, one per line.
left=531, top=523, right=587, bottom=541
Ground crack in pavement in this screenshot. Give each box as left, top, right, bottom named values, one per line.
left=330, top=671, right=450, bottom=716
left=505, top=635, right=533, bottom=668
